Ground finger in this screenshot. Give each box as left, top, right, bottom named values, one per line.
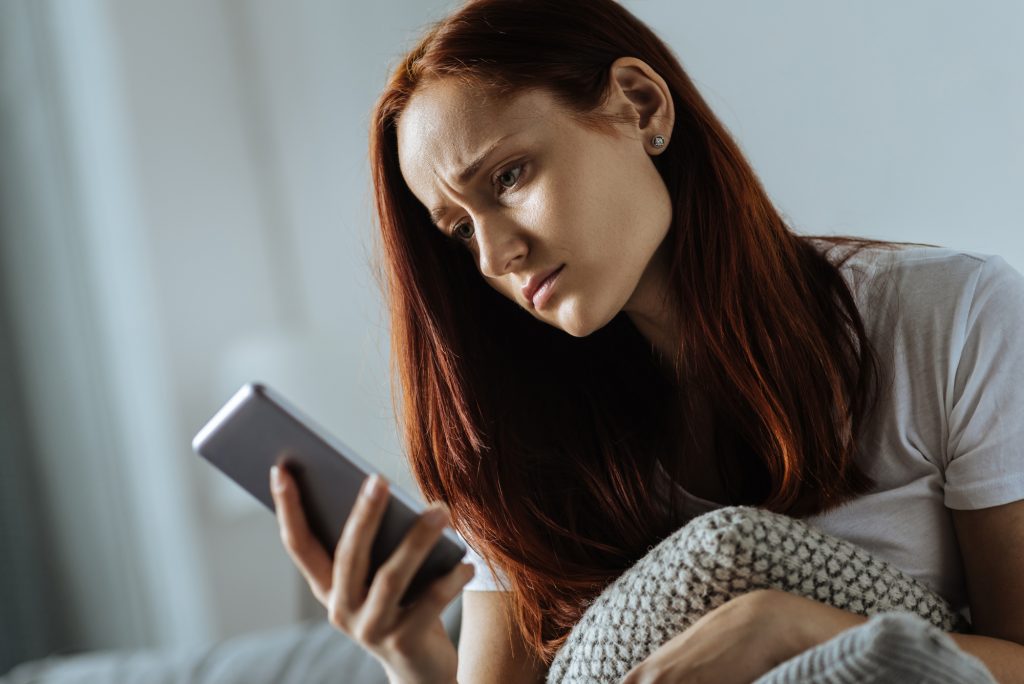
left=359, top=503, right=452, bottom=633
left=332, top=474, right=390, bottom=613
left=391, top=560, right=475, bottom=639
left=270, top=464, right=333, bottom=603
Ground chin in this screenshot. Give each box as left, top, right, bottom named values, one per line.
left=552, top=300, right=617, bottom=338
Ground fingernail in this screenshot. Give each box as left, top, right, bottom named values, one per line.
left=271, top=465, right=285, bottom=492
left=363, top=474, right=384, bottom=501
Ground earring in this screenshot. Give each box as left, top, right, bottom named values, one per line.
left=651, top=134, right=666, bottom=148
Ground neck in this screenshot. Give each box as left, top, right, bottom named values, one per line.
left=623, top=236, right=680, bottom=374
left=623, top=236, right=722, bottom=494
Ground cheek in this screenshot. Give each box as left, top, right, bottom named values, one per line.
left=519, top=175, right=562, bottom=244
left=569, top=179, right=648, bottom=278
left=568, top=157, right=639, bottom=248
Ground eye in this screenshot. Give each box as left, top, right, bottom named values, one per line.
left=447, top=162, right=527, bottom=245
left=451, top=221, right=474, bottom=242
left=494, top=163, right=524, bottom=194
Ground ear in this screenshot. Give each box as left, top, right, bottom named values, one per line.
left=606, top=56, right=675, bottom=155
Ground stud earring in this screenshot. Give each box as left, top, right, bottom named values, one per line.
left=651, top=134, right=666, bottom=148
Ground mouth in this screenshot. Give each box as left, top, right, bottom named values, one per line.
left=532, top=264, right=565, bottom=310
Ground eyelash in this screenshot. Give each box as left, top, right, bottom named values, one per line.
left=448, top=162, right=526, bottom=243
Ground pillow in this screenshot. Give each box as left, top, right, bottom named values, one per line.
left=546, top=505, right=972, bottom=684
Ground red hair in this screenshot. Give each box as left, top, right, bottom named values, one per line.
left=368, top=0, right=906, bottom=665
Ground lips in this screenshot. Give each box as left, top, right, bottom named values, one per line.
left=522, top=264, right=564, bottom=307
left=524, top=264, right=557, bottom=305
left=530, top=265, right=564, bottom=308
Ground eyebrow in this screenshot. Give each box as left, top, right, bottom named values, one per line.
left=428, top=134, right=514, bottom=227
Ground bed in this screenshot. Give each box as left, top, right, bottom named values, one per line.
left=1, top=595, right=462, bottom=684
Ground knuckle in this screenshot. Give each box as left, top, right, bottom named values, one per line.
left=326, top=591, right=358, bottom=634
left=351, top=620, right=383, bottom=647
left=358, top=601, right=391, bottom=641
left=382, top=631, right=414, bottom=657
left=339, top=512, right=373, bottom=547
left=327, top=594, right=351, bottom=621
left=349, top=622, right=368, bottom=643
left=326, top=603, right=348, bottom=632
left=374, top=569, right=403, bottom=596
left=279, top=528, right=298, bottom=551
left=334, top=529, right=355, bottom=557
left=281, top=529, right=310, bottom=555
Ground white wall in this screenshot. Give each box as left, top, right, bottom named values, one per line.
left=5, top=0, right=1020, bottom=652
left=640, top=0, right=1023, bottom=263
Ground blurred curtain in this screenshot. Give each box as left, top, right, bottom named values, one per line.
left=1, top=0, right=103, bottom=672
left=0, top=0, right=220, bottom=669
left=0, top=3, right=70, bottom=672
left=0, top=258, right=71, bottom=674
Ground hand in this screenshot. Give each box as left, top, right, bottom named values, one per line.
left=270, top=464, right=474, bottom=684
left=620, top=589, right=820, bottom=684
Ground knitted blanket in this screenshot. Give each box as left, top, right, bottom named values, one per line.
left=754, top=612, right=995, bottom=684
left=546, top=506, right=994, bottom=684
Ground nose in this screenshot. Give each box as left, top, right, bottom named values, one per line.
left=474, top=213, right=527, bottom=279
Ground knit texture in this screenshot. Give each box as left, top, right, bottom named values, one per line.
left=546, top=506, right=975, bottom=684
left=754, top=612, right=995, bottom=684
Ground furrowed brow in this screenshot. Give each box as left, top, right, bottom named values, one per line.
left=428, top=134, right=515, bottom=228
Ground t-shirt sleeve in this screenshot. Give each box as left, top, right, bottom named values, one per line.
left=458, top=534, right=511, bottom=592
left=944, top=255, right=1024, bottom=509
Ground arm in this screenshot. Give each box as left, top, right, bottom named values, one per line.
left=457, top=590, right=547, bottom=684
left=948, top=499, right=1024, bottom=683
left=781, top=499, right=1024, bottom=684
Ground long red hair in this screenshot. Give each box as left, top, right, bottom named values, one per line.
left=369, top=0, right=903, bottom=664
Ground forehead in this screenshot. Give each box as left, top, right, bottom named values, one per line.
left=396, top=81, right=561, bottom=205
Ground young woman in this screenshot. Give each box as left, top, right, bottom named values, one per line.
left=267, top=0, right=1024, bottom=682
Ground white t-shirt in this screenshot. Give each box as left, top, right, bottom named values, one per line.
left=458, top=243, right=1024, bottom=619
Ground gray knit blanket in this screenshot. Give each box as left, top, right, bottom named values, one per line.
left=546, top=506, right=995, bottom=684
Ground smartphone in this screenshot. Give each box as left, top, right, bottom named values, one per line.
left=191, top=381, right=467, bottom=607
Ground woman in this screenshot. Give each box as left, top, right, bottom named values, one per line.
left=267, top=0, right=1024, bottom=682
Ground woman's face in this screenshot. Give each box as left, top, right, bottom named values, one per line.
left=396, top=59, right=675, bottom=338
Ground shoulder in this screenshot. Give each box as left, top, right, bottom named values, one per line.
left=870, top=246, right=1024, bottom=342
left=834, top=242, right=1001, bottom=288
left=874, top=245, right=1015, bottom=288
left=820, top=243, right=1022, bottom=330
